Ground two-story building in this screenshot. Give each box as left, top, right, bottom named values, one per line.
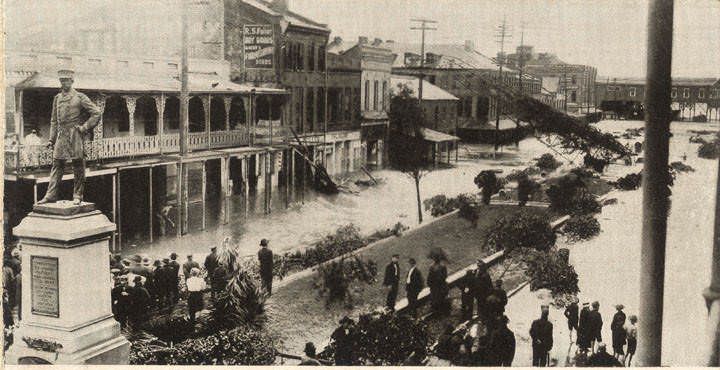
left=6, top=0, right=380, bottom=251
left=386, top=40, right=543, bottom=141
left=595, top=77, right=720, bottom=121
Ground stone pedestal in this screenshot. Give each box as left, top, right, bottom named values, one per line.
left=5, top=201, right=130, bottom=365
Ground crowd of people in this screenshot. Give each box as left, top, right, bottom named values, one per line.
left=108, top=239, right=276, bottom=329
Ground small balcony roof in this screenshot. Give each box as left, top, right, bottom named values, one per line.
left=13, top=72, right=288, bottom=95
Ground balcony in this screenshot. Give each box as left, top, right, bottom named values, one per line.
left=4, top=129, right=251, bottom=172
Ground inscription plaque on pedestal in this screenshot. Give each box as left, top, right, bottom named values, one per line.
left=31, top=256, right=59, bottom=317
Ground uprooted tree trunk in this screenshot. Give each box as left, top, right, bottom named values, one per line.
left=289, top=128, right=339, bottom=195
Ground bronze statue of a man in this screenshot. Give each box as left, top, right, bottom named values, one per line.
left=37, top=70, right=101, bottom=205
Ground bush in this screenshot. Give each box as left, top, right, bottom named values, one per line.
left=546, top=174, right=602, bottom=215
left=213, top=271, right=267, bottom=329
left=504, top=166, right=542, bottom=182
left=485, top=212, right=557, bottom=253
left=612, top=172, right=642, bottom=190
left=283, top=224, right=367, bottom=270
left=670, top=161, right=695, bottom=173
left=320, top=312, right=429, bottom=365
left=129, top=327, right=277, bottom=365
left=536, top=153, right=562, bottom=171
left=456, top=193, right=481, bottom=227
left=563, top=215, right=601, bottom=242
left=583, top=154, right=609, bottom=173
left=474, top=171, right=505, bottom=205
left=517, top=175, right=541, bottom=206
left=423, top=195, right=460, bottom=217
left=524, top=249, right=580, bottom=301
left=141, top=315, right=195, bottom=345
left=698, top=138, right=720, bottom=159
left=314, top=256, right=377, bottom=308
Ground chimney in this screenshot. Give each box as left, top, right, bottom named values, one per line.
left=464, top=40, right=474, bottom=52
left=271, top=0, right=290, bottom=12
left=372, top=38, right=382, bottom=46
left=358, top=36, right=368, bottom=45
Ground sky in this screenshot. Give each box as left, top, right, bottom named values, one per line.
left=292, top=0, right=720, bottom=78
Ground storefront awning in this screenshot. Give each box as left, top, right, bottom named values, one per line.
left=420, top=127, right=460, bottom=142
left=13, top=72, right=288, bottom=95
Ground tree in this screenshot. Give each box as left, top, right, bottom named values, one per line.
left=474, top=170, right=505, bottom=205
left=388, top=84, right=431, bottom=223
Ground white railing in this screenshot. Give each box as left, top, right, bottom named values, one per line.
left=5, top=130, right=253, bottom=171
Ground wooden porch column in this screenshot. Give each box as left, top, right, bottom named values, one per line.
left=223, top=96, right=232, bottom=131
left=243, top=96, right=252, bottom=144
left=242, top=157, right=249, bottom=218
left=148, top=166, right=153, bottom=243
left=285, top=150, right=291, bottom=208
left=93, top=95, right=107, bottom=156
left=117, top=170, right=123, bottom=249
left=155, top=94, right=165, bottom=154
left=176, top=162, right=183, bottom=238
left=124, top=95, right=137, bottom=136
left=220, top=156, right=229, bottom=225
left=268, top=95, right=274, bottom=145
left=112, top=173, right=117, bottom=252
left=201, top=160, right=207, bottom=230
left=15, top=90, right=23, bottom=137
left=203, top=95, right=211, bottom=150
left=181, top=162, right=189, bottom=235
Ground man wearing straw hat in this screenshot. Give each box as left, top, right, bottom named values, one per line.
left=37, top=69, right=101, bottom=205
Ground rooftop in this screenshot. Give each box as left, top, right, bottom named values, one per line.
left=390, top=75, right=458, bottom=101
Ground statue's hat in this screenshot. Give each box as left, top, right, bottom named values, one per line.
left=57, top=69, right=75, bottom=80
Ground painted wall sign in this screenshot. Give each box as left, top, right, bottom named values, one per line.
left=244, top=25, right=275, bottom=69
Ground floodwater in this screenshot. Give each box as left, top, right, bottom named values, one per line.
left=505, top=120, right=717, bottom=366
left=122, top=135, right=561, bottom=260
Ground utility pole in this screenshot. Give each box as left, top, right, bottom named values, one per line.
left=494, top=15, right=512, bottom=155
left=638, top=0, right=674, bottom=365
left=518, top=22, right=526, bottom=94
left=410, top=18, right=437, bottom=103
left=562, top=64, right=568, bottom=113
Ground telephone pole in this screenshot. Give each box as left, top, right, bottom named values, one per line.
left=518, top=22, right=526, bottom=94
left=410, top=18, right=437, bottom=102
left=494, top=16, right=512, bottom=154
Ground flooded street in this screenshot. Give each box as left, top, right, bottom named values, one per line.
left=506, top=120, right=717, bottom=366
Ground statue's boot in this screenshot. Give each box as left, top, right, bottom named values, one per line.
left=36, top=197, right=56, bottom=205
left=72, top=198, right=82, bottom=205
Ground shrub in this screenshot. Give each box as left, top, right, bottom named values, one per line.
left=524, top=249, right=580, bottom=301
left=314, top=256, right=377, bottom=308
left=485, top=212, right=557, bottom=253
left=320, top=312, right=429, bottom=365
left=504, top=166, right=542, bottom=182
left=423, top=195, right=460, bottom=217
left=283, top=224, right=367, bottom=270
left=474, top=170, right=505, bottom=205
left=563, top=215, right=601, bottom=242
left=546, top=173, right=601, bottom=215
left=536, top=153, right=562, bottom=171
left=129, top=327, right=277, bottom=365
left=141, top=315, right=195, bottom=345
left=583, top=154, right=609, bottom=173
left=213, top=271, right=267, bottom=329
left=517, top=175, right=541, bottom=206
left=612, top=172, right=642, bottom=190
left=456, top=193, right=481, bottom=227
left=698, top=138, right=720, bottom=159
left=670, top=161, right=695, bottom=173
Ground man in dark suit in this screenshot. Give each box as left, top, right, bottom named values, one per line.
left=405, top=258, right=423, bottom=316
left=258, top=239, right=274, bottom=295
left=530, top=305, right=553, bottom=366
left=383, top=254, right=401, bottom=311
left=587, top=301, right=604, bottom=353
left=204, top=246, right=219, bottom=277
left=472, top=259, right=494, bottom=320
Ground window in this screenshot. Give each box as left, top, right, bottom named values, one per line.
left=713, top=89, right=720, bottom=99
left=629, top=87, right=636, bottom=97
left=317, top=87, right=325, bottom=125
left=306, top=88, right=314, bottom=131
left=373, top=81, right=379, bottom=111
left=683, top=88, right=689, bottom=98
left=298, top=43, right=305, bottom=71
left=571, top=76, right=577, bottom=85
left=309, top=43, right=315, bottom=72
left=382, top=81, right=388, bottom=110
left=671, top=88, right=677, bottom=98
left=167, top=63, right=178, bottom=72
left=457, top=100, right=464, bottom=117
left=571, top=91, right=577, bottom=103
left=699, top=89, right=705, bottom=99
left=364, top=80, right=370, bottom=111
left=318, top=45, right=326, bottom=71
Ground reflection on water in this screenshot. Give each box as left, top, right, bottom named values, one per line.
left=122, top=120, right=718, bottom=265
